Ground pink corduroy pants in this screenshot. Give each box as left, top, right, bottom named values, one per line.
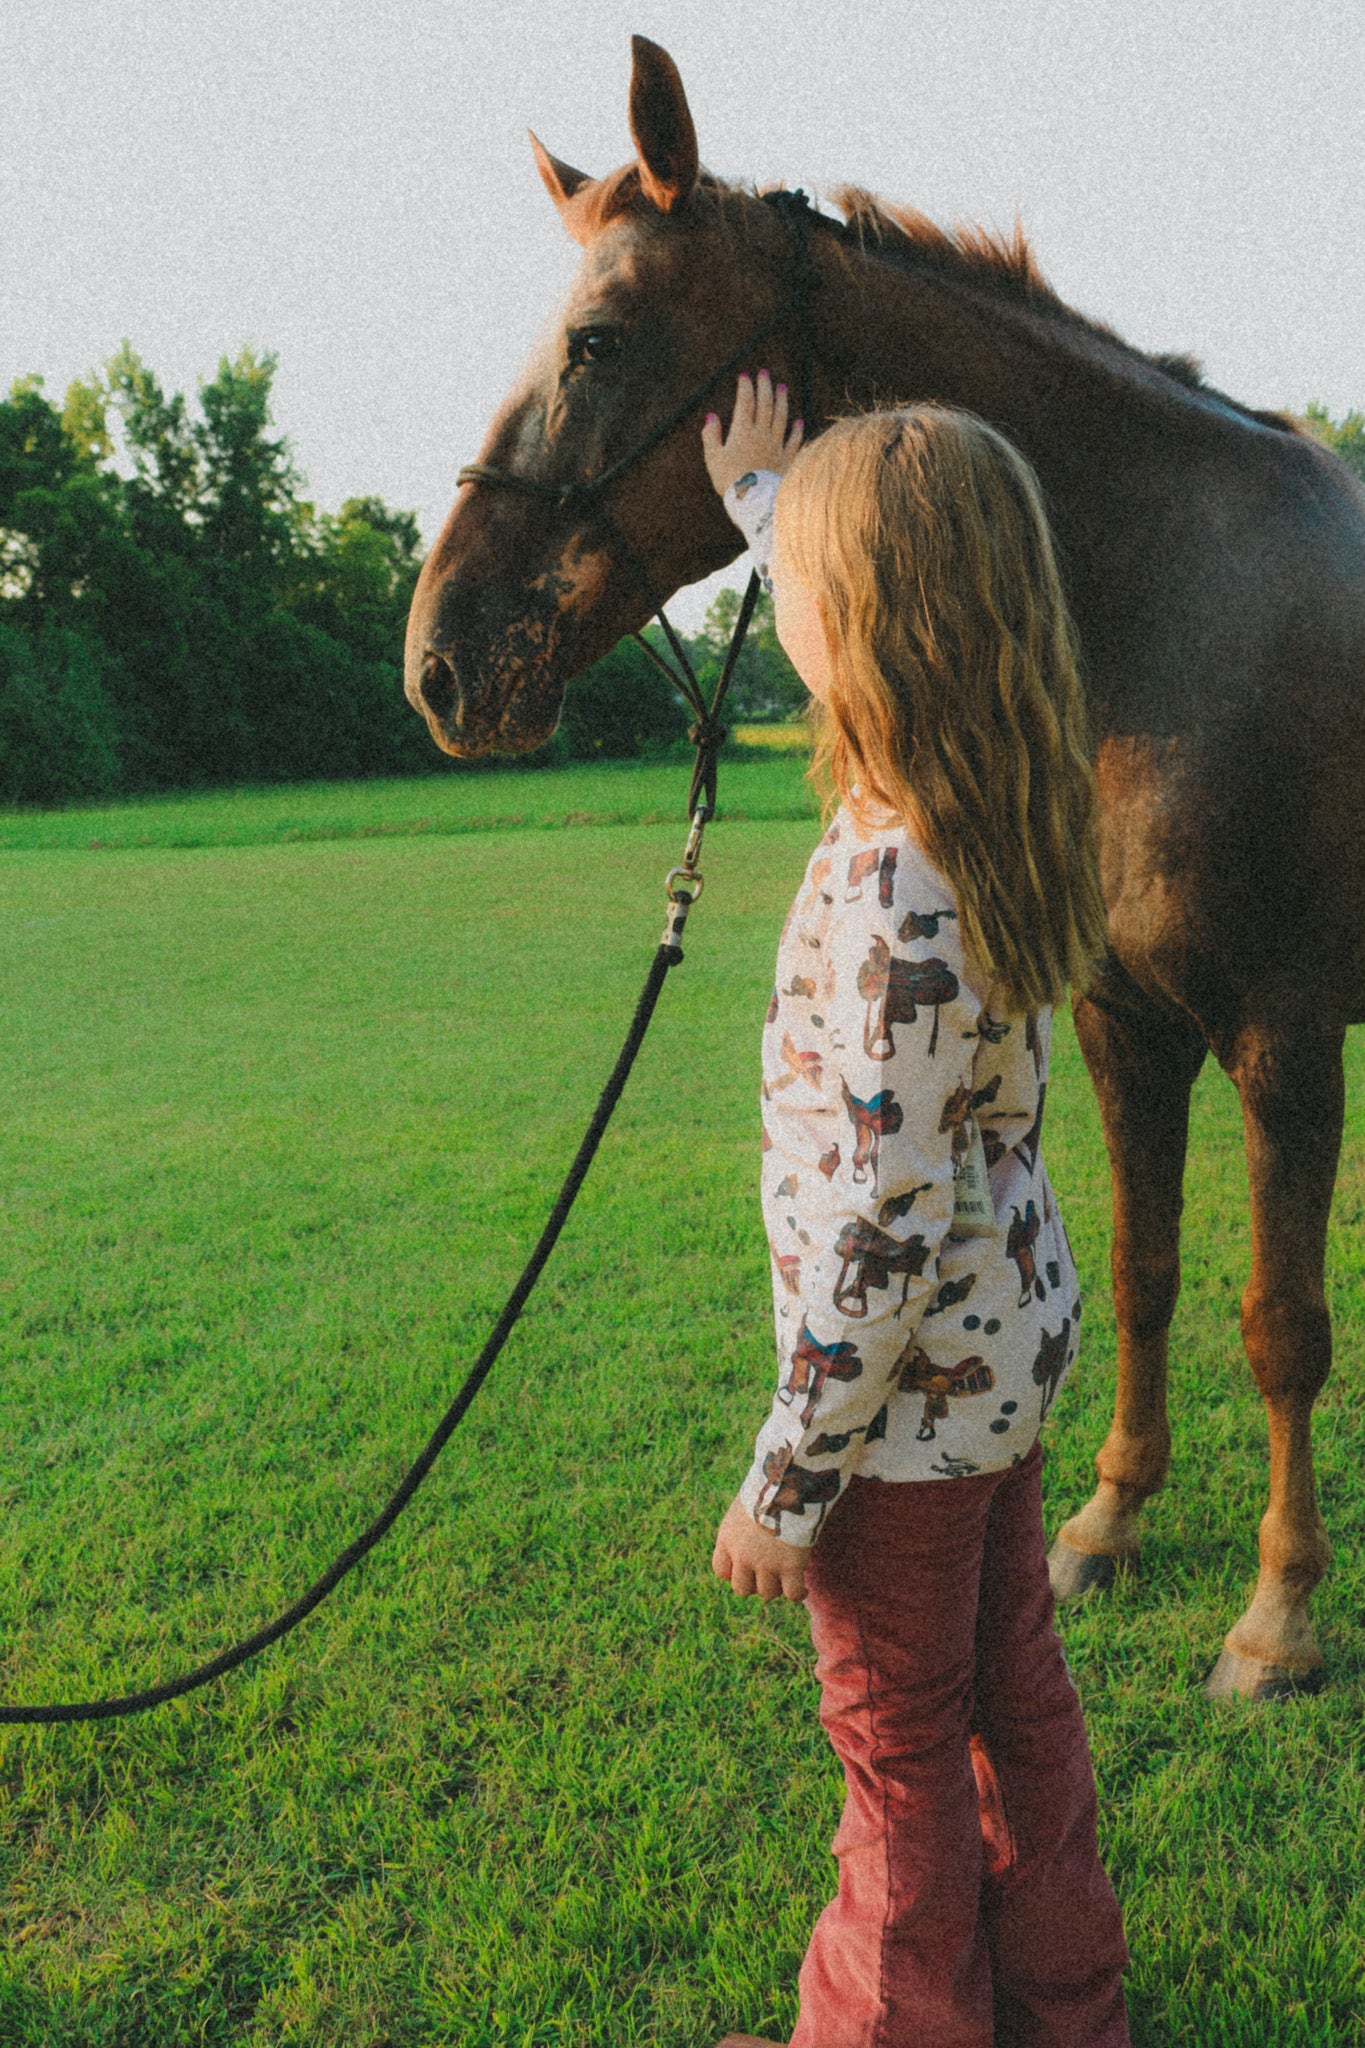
left=789, top=1440, right=1130, bottom=2048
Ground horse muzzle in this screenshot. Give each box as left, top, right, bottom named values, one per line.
left=406, top=639, right=567, bottom=759
left=404, top=561, right=577, bottom=758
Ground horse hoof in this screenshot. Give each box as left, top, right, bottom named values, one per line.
left=1203, top=1646, right=1326, bottom=1702
left=1047, top=1536, right=1121, bottom=1602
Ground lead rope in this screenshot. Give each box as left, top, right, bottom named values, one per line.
left=0, top=593, right=761, bottom=1724
left=1, top=192, right=821, bottom=1724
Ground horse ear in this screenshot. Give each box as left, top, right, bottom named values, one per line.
left=628, top=35, right=699, bottom=213
left=529, top=131, right=593, bottom=214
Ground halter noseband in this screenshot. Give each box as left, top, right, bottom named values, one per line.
left=454, top=188, right=824, bottom=819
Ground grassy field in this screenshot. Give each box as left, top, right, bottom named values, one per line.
left=0, top=748, right=815, bottom=856
left=0, top=762, right=1361, bottom=2047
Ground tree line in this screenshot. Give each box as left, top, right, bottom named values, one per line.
left=0, top=349, right=804, bottom=808
left=2, top=352, right=1359, bottom=810
left=0, top=348, right=439, bottom=806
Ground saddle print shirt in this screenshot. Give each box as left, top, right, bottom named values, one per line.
left=725, top=469, right=1082, bottom=1546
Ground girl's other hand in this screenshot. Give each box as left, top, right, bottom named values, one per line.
left=701, top=370, right=805, bottom=498
left=712, top=1491, right=810, bottom=1601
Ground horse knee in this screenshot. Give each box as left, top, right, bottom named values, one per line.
left=1241, top=1284, right=1331, bottom=1402
left=1112, top=1245, right=1180, bottom=1344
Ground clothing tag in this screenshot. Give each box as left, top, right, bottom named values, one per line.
left=951, top=1118, right=998, bottom=1238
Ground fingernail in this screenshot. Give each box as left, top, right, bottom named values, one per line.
left=777, top=382, right=787, bottom=394
left=705, top=412, right=719, bottom=424
left=795, top=418, right=804, bottom=431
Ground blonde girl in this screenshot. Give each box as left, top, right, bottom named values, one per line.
left=702, top=375, right=1129, bottom=2048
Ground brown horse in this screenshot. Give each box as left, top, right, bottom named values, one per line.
left=406, top=38, right=1365, bottom=1698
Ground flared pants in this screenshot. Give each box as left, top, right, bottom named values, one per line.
left=790, top=1441, right=1130, bottom=2048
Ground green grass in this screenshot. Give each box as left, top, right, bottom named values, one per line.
left=0, top=749, right=816, bottom=855
left=0, top=773, right=1361, bottom=2046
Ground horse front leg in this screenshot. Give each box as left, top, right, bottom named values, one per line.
left=1048, top=982, right=1207, bottom=1599
left=1204, top=1023, right=1342, bottom=1700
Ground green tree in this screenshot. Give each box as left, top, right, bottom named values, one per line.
left=692, top=582, right=806, bottom=722
left=0, top=372, right=229, bottom=790
left=0, top=376, right=96, bottom=618
left=556, top=635, right=689, bottom=758
left=97, top=345, right=431, bottom=787
left=0, top=622, right=121, bottom=804
left=60, top=374, right=114, bottom=469
left=0, top=376, right=132, bottom=640
left=104, top=343, right=203, bottom=553
left=1304, top=403, right=1365, bottom=483
left=1, top=376, right=78, bottom=510
left=2, top=340, right=732, bottom=804
left=293, top=495, right=425, bottom=663
left=194, top=347, right=302, bottom=602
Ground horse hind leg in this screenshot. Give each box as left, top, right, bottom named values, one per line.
left=1048, top=985, right=1207, bottom=1600
left=1204, top=1022, right=1341, bottom=1701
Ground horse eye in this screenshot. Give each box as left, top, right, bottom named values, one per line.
left=569, top=327, right=622, bottom=369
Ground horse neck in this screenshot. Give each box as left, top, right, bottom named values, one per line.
left=806, top=237, right=1201, bottom=722
left=808, top=236, right=1170, bottom=509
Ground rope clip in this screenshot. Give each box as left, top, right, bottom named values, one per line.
left=665, top=866, right=705, bottom=905
left=660, top=805, right=711, bottom=956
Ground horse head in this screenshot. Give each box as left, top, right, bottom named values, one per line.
left=404, top=37, right=818, bottom=758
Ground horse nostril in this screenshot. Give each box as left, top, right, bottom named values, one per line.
left=420, top=651, right=459, bottom=727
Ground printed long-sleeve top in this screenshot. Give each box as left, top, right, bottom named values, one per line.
left=725, top=469, right=1081, bottom=1546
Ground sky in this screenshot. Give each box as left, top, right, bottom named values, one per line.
left=6, top=0, right=1362, bottom=628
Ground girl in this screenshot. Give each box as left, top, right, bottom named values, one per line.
left=701, top=374, right=1130, bottom=2048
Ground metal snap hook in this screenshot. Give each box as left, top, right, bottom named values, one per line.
left=666, top=866, right=705, bottom=904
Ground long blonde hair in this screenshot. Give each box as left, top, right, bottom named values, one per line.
left=776, top=405, right=1107, bottom=1013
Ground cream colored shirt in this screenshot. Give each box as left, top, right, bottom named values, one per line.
left=725, top=470, right=1080, bottom=1546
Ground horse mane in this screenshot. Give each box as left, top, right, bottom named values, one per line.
left=808, top=186, right=1309, bottom=429
left=827, top=186, right=1055, bottom=308
left=819, top=185, right=1221, bottom=394
left=581, top=167, right=1296, bottom=429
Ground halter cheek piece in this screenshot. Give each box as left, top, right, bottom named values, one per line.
left=455, top=187, right=824, bottom=825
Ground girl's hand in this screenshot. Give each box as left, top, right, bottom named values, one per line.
left=701, top=370, right=805, bottom=498
left=712, top=1491, right=810, bottom=1601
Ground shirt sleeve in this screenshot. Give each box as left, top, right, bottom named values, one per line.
left=741, top=854, right=986, bottom=1545
left=721, top=469, right=781, bottom=593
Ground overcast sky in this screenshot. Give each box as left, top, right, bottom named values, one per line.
left=6, top=0, right=1362, bottom=627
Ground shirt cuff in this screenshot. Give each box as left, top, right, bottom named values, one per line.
left=721, top=469, right=781, bottom=593
left=738, top=1442, right=827, bottom=1549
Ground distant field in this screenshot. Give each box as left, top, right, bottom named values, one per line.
left=0, top=774, right=1361, bottom=2046
left=0, top=747, right=816, bottom=854
left=729, top=723, right=810, bottom=752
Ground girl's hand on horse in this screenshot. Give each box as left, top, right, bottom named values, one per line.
left=712, top=1491, right=810, bottom=1602
left=702, top=369, right=804, bottom=496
